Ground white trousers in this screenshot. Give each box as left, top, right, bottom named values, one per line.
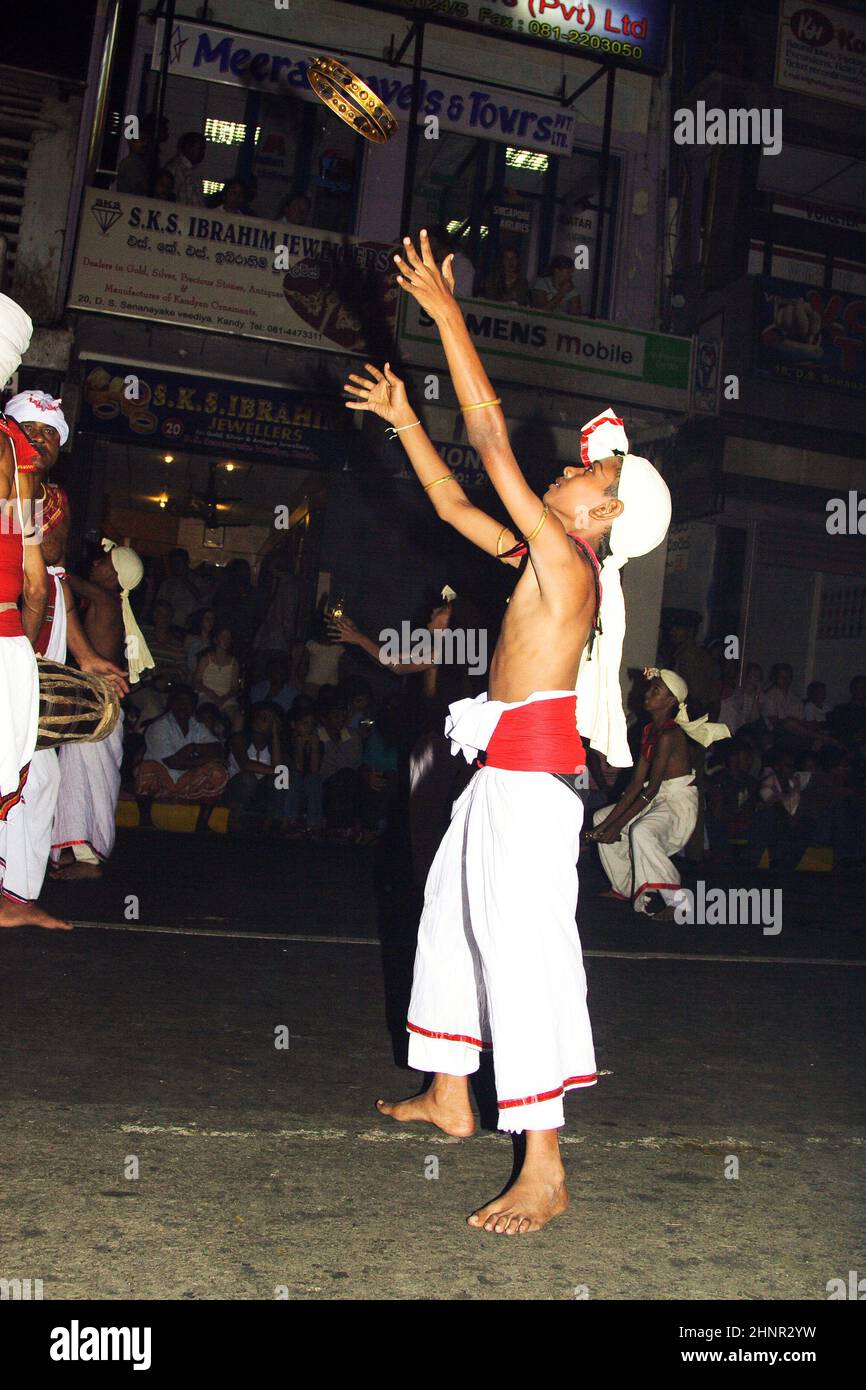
left=51, top=715, right=124, bottom=865
left=595, top=774, right=697, bottom=913
left=407, top=766, right=597, bottom=1132
left=0, top=634, right=39, bottom=803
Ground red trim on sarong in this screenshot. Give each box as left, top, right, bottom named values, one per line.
left=0, top=761, right=30, bottom=820
left=635, top=881, right=682, bottom=898
left=407, top=1020, right=492, bottom=1050
left=51, top=837, right=106, bottom=862
left=498, top=1073, right=598, bottom=1109
left=1, top=887, right=31, bottom=903
left=484, top=695, right=586, bottom=774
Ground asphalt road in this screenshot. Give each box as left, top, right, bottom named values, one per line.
left=2, top=830, right=863, bottom=1301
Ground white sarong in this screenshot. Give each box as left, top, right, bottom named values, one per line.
left=51, top=713, right=124, bottom=865
left=0, top=566, right=66, bottom=902
left=0, top=634, right=38, bottom=805
left=407, top=691, right=597, bottom=1133
left=594, top=773, right=697, bottom=913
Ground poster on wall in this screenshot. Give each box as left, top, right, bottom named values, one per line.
left=69, top=190, right=397, bottom=355
left=756, top=277, right=866, bottom=397
left=775, top=0, right=866, bottom=111
left=77, top=358, right=351, bottom=469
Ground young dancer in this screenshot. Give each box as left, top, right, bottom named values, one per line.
left=343, top=232, right=672, bottom=1233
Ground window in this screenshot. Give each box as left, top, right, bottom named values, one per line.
left=410, top=131, right=618, bottom=316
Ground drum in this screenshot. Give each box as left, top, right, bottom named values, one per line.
left=36, top=656, right=120, bottom=750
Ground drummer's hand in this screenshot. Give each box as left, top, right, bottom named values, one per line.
left=80, top=655, right=129, bottom=697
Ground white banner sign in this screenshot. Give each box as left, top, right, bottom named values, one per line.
left=399, top=295, right=691, bottom=411
left=775, top=0, right=866, bottom=111
left=68, top=189, right=396, bottom=354
left=153, top=20, right=578, bottom=155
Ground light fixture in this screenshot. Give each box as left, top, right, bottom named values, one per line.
left=163, top=453, right=174, bottom=463
left=225, top=462, right=235, bottom=472
left=158, top=493, right=168, bottom=509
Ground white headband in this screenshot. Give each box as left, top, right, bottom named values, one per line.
left=647, top=668, right=731, bottom=748
left=5, top=389, right=69, bottom=447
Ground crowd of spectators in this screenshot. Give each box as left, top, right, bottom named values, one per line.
left=117, top=548, right=404, bottom=844
left=654, top=610, right=866, bottom=870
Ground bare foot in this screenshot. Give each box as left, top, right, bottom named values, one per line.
left=376, top=1074, right=475, bottom=1138
left=49, top=861, right=102, bottom=881
left=0, top=899, right=73, bottom=930
left=467, top=1167, right=569, bottom=1234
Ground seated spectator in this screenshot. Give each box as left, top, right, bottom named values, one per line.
left=250, top=655, right=299, bottom=713
left=299, top=611, right=345, bottom=697
left=720, top=661, right=763, bottom=735
left=760, top=664, right=805, bottom=731
left=132, top=601, right=188, bottom=720
left=277, top=192, right=312, bottom=224
left=828, top=675, right=866, bottom=753
left=481, top=246, right=530, bottom=307
left=340, top=675, right=374, bottom=731
left=157, top=548, right=202, bottom=628
left=225, top=703, right=288, bottom=834
left=531, top=255, right=583, bottom=315
left=286, top=699, right=324, bottom=835
left=705, top=738, right=758, bottom=859
left=193, top=625, right=242, bottom=731
left=133, top=685, right=227, bottom=829
left=185, top=607, right=216, bottom=673
left=196, top=701, right=230, bottom=751
left=214, top=177, right=254, bottom=216
left=151, top=167, right=176, bottom=201
left=316, top=688, right=372, bottom=840
left=801, top=746, right=866, bottom=867
left=746, top=746, right=813, bottom=870
left=803, top=680, right=831, bottom=726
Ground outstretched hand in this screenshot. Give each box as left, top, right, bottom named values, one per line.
left=393, top=230, right=457, bottom=321
left=343, top=362, right=412, bottom=426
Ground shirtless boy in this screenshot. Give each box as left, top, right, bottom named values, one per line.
left=343, top=231, right=672, bottom=1233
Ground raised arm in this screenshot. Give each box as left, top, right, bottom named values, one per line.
left=343, top=360, right=521, bottom=567
left=393, top=232, right=581, bottom=602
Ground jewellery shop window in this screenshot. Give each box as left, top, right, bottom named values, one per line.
left=409, top=132, right=619, bottom=318
left=136, top=71, right=362, bottom=233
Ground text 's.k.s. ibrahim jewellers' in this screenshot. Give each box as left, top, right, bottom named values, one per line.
left=68, top=190, right=397, bottom=356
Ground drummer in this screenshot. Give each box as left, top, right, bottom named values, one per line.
left=51, top=540, right=153, bottom=879
left=0, top=392, right=127, bottom=909
left=0, top=298, right=72, bottom=929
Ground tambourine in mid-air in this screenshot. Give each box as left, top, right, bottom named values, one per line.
left=305, top=56, right=398, bottom=145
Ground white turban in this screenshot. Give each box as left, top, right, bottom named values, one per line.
left=649, top=668, right=731, bottom=748
left=101, top=538, right=155, bottom=685
left=5, top=389, right=69, bottom=447
left=0, top=293, right=33, bottom=391
left=575, top=408, right=673, bottom=767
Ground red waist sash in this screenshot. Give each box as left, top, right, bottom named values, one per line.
left=0, top=608, right=24, bottom=637
left=484, top=695, right=586, bottom=773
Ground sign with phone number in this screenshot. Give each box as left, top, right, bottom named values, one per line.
left=355, top=1, right=670, bottom=74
